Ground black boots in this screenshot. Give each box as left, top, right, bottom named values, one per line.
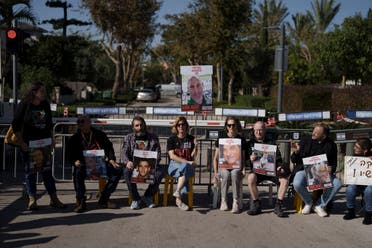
left=247, top=199, right=261, bottom=215
left=363, top=212, right=371, bottom=225
left=74, top=197, right=87, bottom=213
left=274, top=199, right=285, bottom=217
left=343, top=208, right=355, bottom=220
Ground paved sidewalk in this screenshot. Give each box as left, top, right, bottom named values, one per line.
left=0, top=182, right=371, bottom=248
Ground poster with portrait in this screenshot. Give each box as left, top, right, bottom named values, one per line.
left=29, top=138, right=52, bottom=173
left=344, top=156, right=372, bottom=186
left=181, top=65, right=213, bottom=112
left=218, top=138, right=242, bottom=169
left=131, top=149, right=157, bottom=184
left=252, top=143, right=277, bottom=177
left=83, top=149, right=107, bottom=180
left=303, top=154, right=333, bottom=192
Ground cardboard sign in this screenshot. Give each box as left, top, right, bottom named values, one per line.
left=303, top=154, right=333, bottom=191
left=344, top=156, right=372, bottom=185
left=252, top=143, right=277, bottom=177
left=218, top=138, right=241, bottom=169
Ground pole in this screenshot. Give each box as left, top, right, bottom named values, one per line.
left=277, top=24, right=285, bottom=113
left=12, top=53, right=17, bottom=115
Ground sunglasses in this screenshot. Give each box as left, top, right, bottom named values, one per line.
left=226, top=124, right=236, bottom=128
left=134, top=124, right=143, bottom=127
left=177, top=123, right=186, bottom=127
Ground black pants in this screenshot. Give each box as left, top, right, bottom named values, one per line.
left=123, top=167, right=165, bottom=201
left=73, top=165, right=123, bottom=201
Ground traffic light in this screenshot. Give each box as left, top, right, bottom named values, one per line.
left=6, top=28, right=20, bottom=54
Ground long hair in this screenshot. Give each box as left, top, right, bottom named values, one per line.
left=356, top=138, right=372, bottom=156
left=223, top=116, right=242, bottom=133
left=131, top=116, right=147, bottom=131
left=171, top=116, right=189, bottom=134
left=22, top=82, right=45, bottom=104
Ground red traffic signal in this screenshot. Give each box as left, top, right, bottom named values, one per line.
left=6, top=28, right=20, bottom=54
left=6, top=28, right=18, bottom=39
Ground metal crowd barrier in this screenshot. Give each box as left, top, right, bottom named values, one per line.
left=1, top=123, right=371, bottom=190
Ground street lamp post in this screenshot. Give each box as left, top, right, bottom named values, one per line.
left=277, top=23, right=285, bottom=113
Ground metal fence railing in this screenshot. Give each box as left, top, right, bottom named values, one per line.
left=1, top=123, right=371, bottom=190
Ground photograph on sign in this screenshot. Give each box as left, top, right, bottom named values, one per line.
left=181, top=65, right=213, bottom=112
left=252, top=143, right=277, bottom=177
left=131, top=149, right=157, bottom=184
left=303, top=154, right=333, bottom=191
left=344, top=156, right=372, bottom=186
left=218, top=138, right=241, bottom=169
left=29, top=138, right=53, bottom=173
left=83, top=149, right=107, bottom=180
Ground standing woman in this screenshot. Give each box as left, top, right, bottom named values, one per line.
left=167, top=116, right=198, bottom=211
left=343, top=138, right=372, bottom=225
left=12, top=82, right=65, bottom=210
left=213, top=116, right=246, bottom=213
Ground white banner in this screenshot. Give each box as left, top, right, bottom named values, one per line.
left=344, top=156, right=372, bottom=185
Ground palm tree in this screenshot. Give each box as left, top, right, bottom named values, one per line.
left=0, top=0, right=36, bottom=27
left=287, top=13, right=315, bottom=62
left=307, top=0, right=341, bottom=36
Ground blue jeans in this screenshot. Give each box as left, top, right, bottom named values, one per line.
left=168, top=160, right=195, bottom=194
left=346, top=185, right=372, bottom=212
left=21, top=150, right=56, bottom=197
left=293, top=170, right=342, bottom=208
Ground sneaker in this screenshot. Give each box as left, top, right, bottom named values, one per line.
left=343, top=208, right=355, bottom=220
left=130, top=200, right=141, bottom=210
left=173, top=191, right=181, bottom=198
left=247, top=200, right=261, bottom=215
left=220, top=199, right=228, bottom=211
left=231, top=200, right=240, bottom=214
left=314, top=205, right=328, bottom=217
left=176, top=199, right=189, bottom=211
left=301, top=204, right=312, bottom=215
left=274, top=201, right=285, bottom=218
left=143, top=196, right=156, bottom=208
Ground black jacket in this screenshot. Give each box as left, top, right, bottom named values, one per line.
left=67, top=127, right=116, bottom=166
left=291, top=136, right=338, bottom=174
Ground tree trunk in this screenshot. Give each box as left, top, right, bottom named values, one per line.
left=216, top=62, right=222, bottom=102
left=227, top=75, right=234, bottom=105
left=341, top=75, right=346, bottom=88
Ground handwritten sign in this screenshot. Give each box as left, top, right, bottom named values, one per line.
left=344, top=156, right=372, bottom=185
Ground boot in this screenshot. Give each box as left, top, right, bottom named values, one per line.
left=362, top=211, right=371, bottom=225
left=28, top=195, right=39, bottom=210
left=98, top=197, right=118, bottom=209
left=247, top=199, right=261, bottom=215
left=74, top=197, right=87, bottom=213
left=274, top=199, right=285, bottom=218
left=49, top=193, right=66, bottom=209
left=343, top=208, right=355, bottom=220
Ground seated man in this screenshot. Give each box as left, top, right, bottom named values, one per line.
left=122, top=116, right=163, bottom=210
left=291, top=123, right=342, bottom=217
left=247, top=121, right=290, bottom=217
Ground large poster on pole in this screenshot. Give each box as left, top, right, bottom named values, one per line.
left=181, top=65, right=213, bottom=112
left=344, top=156, right=372, bottom=186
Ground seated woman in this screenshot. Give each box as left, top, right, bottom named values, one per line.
left=167, top=116, right=198, bottom=211
left=213, top=116, right=246, bottom=214
left=343, top=138, right=372, bottom=225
